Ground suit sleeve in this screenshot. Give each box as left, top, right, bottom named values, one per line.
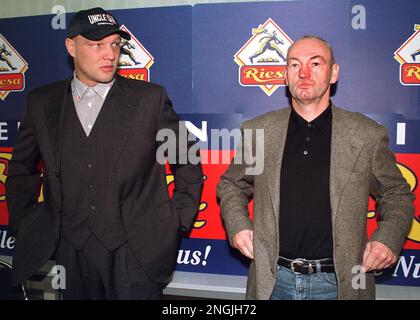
left=6, top=92, right=43, bottom=236
left=217, top=124, right=255, bottom=246
left=369, top=126, right=415, bottom=256
left=156, top=87, right=204, bottom=231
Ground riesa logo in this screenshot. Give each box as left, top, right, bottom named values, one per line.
left=0, top=34, right=28, bottom=101
left=394, top=24, right=420, bottom=86
left=117, top=25, right=154, bottom=82
left=234, top=19, right=293, bottom=96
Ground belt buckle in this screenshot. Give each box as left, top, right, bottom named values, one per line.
left=307, top=262, right=314, bottom=274
left=290, top=259, right=304, bottom=273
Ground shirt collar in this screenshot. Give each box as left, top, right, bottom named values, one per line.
left=289, top=102, right=332, bottom=133
left=71, top=73, right=115, bottom=100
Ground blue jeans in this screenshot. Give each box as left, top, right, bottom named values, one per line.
left=270, top=265, right=338, bottom=300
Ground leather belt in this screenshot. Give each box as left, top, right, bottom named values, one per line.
left=278, top=256, right=335, bottom=274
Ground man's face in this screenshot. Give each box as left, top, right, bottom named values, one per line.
left=285, top=38, right=339, bottom=106
left=65, top=33, right=121, bottom=86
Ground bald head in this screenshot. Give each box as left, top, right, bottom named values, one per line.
left=287, top=35, right=335, bottom=66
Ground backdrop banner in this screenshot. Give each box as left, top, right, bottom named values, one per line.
left=0, top=1, right=419, bottom=288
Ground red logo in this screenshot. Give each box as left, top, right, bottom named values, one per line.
left=240, top=65, right=286, bottom=85
left=234, top=19, right=293, bottom=96
left=394, top=24, right=420, bottom=86
left=401, top=63, right=420, bottom=84
left=0, top=34, right=28, bottom=100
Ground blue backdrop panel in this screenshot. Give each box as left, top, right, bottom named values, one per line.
left=0, top=6, right=192, bottom=118
left=347, top=0, right=420, bottom=118
left=193, top=0, right=420, bottom=120
left=192, top=1, right=350, bottom=119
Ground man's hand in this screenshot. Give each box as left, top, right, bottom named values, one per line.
left=362, top=241, right=397, bottom=272
left=232, top=229, right=254, bottom=260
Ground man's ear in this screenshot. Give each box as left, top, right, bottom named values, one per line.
left=330, top=63, right=339, bottom=84
left=65, top=38, right=76, bottom=58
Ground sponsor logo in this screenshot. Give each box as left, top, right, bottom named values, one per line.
left=117, top=25, right=154, bottom=82
left=394, top=24, right=420, bottom=85
left=0, top=34, right=28, bottom=100
left=87, top=13, right=116, bottom=26
left=234, top=19, right=293, bottom=96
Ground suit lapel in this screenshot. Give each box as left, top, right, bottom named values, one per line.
left=43, top=80, right=70, bottom=174
left=330, top=105, right=365, bottom=224
left=266, top=107, right=291, bottom=223
left=102, top=76, right=137, bottom=168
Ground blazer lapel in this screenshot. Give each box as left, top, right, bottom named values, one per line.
left=266, top=107, right=291, bottom=224
left=330, top=105, right=365, bottom=224
left=43, top=80, right=70, bottom=175
left=103, top=76, right=137, bottom=168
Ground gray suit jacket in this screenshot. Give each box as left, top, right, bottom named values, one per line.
left=217, top=105, right=414, bottom=300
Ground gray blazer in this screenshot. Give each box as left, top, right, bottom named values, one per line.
left=217, top=105, right=414, bottom=299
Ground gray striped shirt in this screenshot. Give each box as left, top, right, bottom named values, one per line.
left=71, top=75, right=115, bottom=136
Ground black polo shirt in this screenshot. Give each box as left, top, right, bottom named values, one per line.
left=279, top=104, right=333, bottom=259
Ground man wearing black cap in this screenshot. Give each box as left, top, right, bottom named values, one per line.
left=6, top=7, right=203, bottom=299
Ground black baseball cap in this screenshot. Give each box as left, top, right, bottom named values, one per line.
left=67, top=7, right=131, bottom=41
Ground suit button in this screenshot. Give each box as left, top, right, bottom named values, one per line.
left=54, top=171, right=60, bottom=178
left=54, top=240, right=58, bottom=246
left=90, top=205, right=95, bottom=211
left=56, top=208, right=61, bottom=214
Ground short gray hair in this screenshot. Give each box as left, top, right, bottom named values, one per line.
left=287, top=35, right=336, bottom=65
